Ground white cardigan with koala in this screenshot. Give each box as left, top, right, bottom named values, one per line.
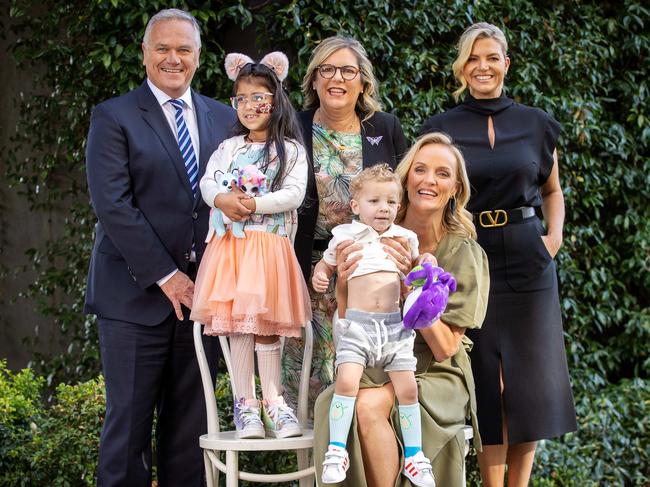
left=200, top=135, right=308, bottom=243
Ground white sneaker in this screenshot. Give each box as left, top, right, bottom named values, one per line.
left=321, top=445, right=350, bottom=484
left=233, top=398, right=265, bottom=439
left=403, top=451, right=436, bottom=487
left=262, top=400, right=302, bottom=438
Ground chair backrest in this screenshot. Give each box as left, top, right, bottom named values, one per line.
left=193, top=322, right=314, bottom=433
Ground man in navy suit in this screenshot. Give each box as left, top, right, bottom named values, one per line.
left=85, top=9, right=235, bottom=486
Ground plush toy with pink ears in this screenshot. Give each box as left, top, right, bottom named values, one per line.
left=238, top=164, right=268, bottom=198
left=402, top=262, right=457, bottom=330
left=210, top=165, right=269, bottom=239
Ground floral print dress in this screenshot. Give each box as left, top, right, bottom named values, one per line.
left=283, top=123, right=362, bottom=412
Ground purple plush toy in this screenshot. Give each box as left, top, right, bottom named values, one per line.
left=402, top=262, right=457, bottom=329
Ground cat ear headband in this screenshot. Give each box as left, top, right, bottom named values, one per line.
left=224, top=51, right=289, bottom=82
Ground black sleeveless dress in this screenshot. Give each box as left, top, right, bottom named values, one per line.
left=421, top=94, right=577, bottom=445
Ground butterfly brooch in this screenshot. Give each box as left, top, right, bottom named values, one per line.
left=366, top=136, right=383, bottom=146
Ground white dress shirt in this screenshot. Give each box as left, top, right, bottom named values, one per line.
left=147, top=79, right=200, bottom=286
left=147, top=79, right=200, bottom=161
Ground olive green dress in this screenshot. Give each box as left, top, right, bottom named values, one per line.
left=314, top=233, right=490, bottom=487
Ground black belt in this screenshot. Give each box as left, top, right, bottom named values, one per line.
left=473, top=206, right=535, bottom=228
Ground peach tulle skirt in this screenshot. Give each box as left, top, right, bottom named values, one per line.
left=191, top=230, right=311, bottom=337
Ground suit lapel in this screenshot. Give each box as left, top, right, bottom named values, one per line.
left=193, top=90, right=213, bottom=207
left=137, top=83, right=193, bottom=203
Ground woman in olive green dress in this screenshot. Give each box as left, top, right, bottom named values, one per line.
left=314, top=132, right=489, bottom=486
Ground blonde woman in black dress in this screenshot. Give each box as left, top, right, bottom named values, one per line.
left=421, top=23, right=577, bottom=486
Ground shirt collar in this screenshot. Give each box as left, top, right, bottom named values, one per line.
left=147, top=78, right=194, bottom=111
left=350, top=219, right=400, bottom=238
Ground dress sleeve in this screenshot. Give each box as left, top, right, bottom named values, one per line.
left=538, top=113, right=561, bottom=185
left=438, top=238, right=490, bottom=329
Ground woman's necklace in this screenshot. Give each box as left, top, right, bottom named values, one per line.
left=314, top=108, right=359, bottom=153
left=315, top=108, right=359, bottom=134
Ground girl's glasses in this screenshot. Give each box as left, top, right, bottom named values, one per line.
left=317, top=64, right=360, bottom=81
left=230, top=92, right=274, bottom=110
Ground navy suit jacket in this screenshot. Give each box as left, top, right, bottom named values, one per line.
left=84, top=82, right=236, bottom=326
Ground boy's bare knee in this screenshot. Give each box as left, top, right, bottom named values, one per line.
left=397, top=387, right=418, bottom=405
left=389, top=371, right=418, bottom=405
left=335, top=383, right=358, bottom=397
left=335, top=375, right=360, bottom=397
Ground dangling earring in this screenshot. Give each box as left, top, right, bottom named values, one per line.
left=449, top=196, right=457, bottom=213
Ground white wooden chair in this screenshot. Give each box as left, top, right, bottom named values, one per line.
left=193, top=321, right=315, bottom=487
left=461, top=424, right=473, bottom=486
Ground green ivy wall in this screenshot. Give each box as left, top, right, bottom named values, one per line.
left=1, top=0, right=648, bottom=485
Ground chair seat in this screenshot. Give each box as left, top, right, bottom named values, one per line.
left=200, top=429, right=314, bottom=451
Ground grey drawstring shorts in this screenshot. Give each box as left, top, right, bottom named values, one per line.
left=334, top=308, right=417, bottom=372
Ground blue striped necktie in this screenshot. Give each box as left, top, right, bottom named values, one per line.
left=169, top=99, right=198, bottom=197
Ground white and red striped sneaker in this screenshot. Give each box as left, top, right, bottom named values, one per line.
left=321, top=445, right=350, bottom=484
left=403, top=451, right=436, bottom=487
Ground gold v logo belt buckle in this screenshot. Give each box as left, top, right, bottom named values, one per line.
left=479, top=210, right=508, bottom=228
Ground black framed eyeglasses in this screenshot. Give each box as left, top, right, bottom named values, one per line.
left=317, top=64, right=360, bottom=81
left=230, top=92, right=274, bottom=110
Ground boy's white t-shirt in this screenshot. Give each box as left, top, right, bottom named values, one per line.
left=323, top=220, right=419, bottom=279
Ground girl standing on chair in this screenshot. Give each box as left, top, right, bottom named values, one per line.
left=191, top=52, right=311, bottom=439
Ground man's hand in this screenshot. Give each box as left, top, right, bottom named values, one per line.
left=312, top=271, right=331, bottom=293
left=215, top=188, right=253, bottom=222
left=160, top=271, right=194, bottom=320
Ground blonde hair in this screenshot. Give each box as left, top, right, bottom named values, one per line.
left=302, top=36, right=382, bottom=121
left=395, top=132, right=476, bottom=239
left=350, top=163, right=402, bottom=200
left=452, top=22, right=508, bottom=101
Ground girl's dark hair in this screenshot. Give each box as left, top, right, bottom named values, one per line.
left=232, top=63, right=303, bottom=191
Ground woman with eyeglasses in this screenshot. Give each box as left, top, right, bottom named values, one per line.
left=282, top=36, right=409, bottom=409
left=421, top=23, right=576, bottom=486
